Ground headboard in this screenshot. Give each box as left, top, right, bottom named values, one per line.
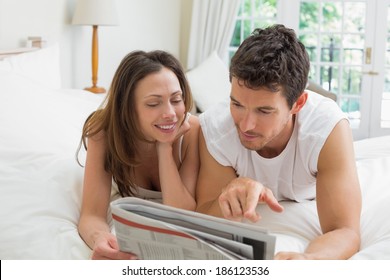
left=307, top=80, right=337, bottom=101
left=0, top=43, right=62, bottom=89
left=0, top=48, right=39, bottom=60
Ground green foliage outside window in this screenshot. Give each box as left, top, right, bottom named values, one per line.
left=229, top=0, right=362, bottom=116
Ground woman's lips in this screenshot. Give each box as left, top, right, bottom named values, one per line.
left=155, top=123, right=176, bottom=133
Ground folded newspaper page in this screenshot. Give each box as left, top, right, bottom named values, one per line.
left=111, top=197, right=276, bottom=260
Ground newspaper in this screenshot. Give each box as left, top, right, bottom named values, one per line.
left=111, top=197, right=276, bottom=260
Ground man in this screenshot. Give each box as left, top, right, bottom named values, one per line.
left=196, top=24, right=361, bottom=260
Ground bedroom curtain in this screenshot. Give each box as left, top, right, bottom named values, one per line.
left=187, top=0, right=240, bottom=70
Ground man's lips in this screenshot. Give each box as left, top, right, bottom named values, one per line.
left=240, top=130, right=259, bottom=141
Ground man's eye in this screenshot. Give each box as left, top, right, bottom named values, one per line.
left=258, top=110, right=271, bottom=114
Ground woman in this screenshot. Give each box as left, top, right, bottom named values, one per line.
left=77, top=50, right=200, bottom=260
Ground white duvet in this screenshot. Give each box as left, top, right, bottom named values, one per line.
left=0, top=73, right=389, bottom=259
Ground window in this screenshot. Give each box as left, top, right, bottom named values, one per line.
left=228, top=0, right=390, bottom=139
left=228, top=0, right=278, bottom=61
left=298, top=1, right=366, bottom=130
left=382, top=4, right=390, bottom=128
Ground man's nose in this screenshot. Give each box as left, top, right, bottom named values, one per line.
left=240, top=112, right=256, bottom=132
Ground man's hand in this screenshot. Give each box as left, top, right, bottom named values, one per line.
left=218, top=177, right=284, bottom=222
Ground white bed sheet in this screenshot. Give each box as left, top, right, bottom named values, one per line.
left=247, top=133, right=390, bottom=259
left=0, top=73, right=103, bottom=259
left=0, top=72, right=389, bottom=259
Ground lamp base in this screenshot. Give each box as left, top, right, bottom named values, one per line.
left=84, top=86, right=106, bottom=94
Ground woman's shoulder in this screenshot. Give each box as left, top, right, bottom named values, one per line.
left=88, top=129, right=107, bottom=143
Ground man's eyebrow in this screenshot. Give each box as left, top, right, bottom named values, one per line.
left=230, top=95, right=239, bottom=103
left=230, top=95, right=275, bottom=110
left=257, top=105, right=275, bottom=111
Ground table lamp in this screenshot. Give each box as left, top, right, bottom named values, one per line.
left=72, top=0, right=119, bottom=93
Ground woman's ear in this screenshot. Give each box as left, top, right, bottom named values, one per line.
left=291, top=91, right=308, bottom=114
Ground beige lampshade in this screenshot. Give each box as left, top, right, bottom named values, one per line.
left=72, top=0, right=119, bottom=26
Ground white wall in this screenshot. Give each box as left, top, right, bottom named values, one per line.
left=72, top=0, right=183, bottom=91
left=0, top=0, right=189, bottom=90
left=0, top=0, right=74, bottom=86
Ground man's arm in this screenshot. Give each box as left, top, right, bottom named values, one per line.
left=195, top=129, right=237, bottom=217
left=275, top=119, right=361, bottom=260
left=196, top=129, right=283, bottom=221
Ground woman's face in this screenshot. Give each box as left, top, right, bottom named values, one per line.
left=134, top=67, right=186, bottom=143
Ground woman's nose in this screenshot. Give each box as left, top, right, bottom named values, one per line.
left=161, top=103, right=175, bottom=119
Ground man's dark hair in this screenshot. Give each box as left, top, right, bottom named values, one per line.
left=229, top=24, right=310, bottom=108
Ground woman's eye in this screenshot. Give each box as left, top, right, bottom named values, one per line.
left=171, top=98, right=183, bottom=104
left=232, top=102, right=241, bottom=107
left=146, top=103, right=159, bottom=107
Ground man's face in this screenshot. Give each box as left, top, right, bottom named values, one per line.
left=229, top=77, right=296, bottom=156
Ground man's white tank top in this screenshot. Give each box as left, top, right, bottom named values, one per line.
left=199, top=90, right=347, bottom=202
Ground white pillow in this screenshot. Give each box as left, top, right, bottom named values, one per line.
left=186, top=51, right=231, bottom=112
left=2, top=44, right=61, bottom=89
left=0, top=59, right=12, bottom=76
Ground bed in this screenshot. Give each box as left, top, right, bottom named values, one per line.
left=0, top=46, right=389, bottom=260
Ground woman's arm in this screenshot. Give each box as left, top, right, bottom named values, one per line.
left=78, top=132, right=136, bottom=259
left=157, top=115, right=200, bottom=210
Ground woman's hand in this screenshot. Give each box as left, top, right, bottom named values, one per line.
left=91, top=232, right=138, bottom=260
left=156, top=112, right=191, bottom=150
left=274, top=252, right=312, bottom=260
left=176, top=112, right=191, bottom=140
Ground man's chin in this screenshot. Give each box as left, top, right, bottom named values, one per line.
left=240, top=139, right=264, bottom=151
